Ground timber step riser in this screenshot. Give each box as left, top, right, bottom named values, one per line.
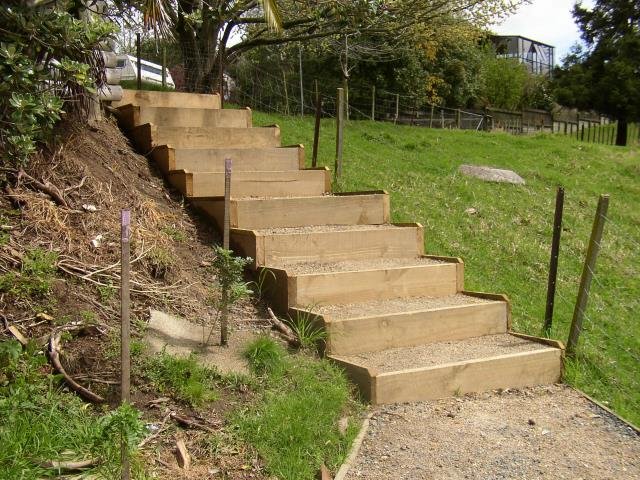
left=232, top=225, right=425, bottom=269
left=168, top=169, right=331, bottom=198
left=151, top=145, right=305, bottom=175
left=259, top=261, right=462, bottom=312
left=117, top=105, right=252, bottom=130
left=193, top=193, right=390, bottom=230
left=112, top=89, right=221, bottom=109
left=131, top=124, right=281, bottom=150
left=316, top=301, right=509, bottom=356
left=331, top=347, right=563, bottom=405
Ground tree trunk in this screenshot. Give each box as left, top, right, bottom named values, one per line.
left=615, top=119, right=628, bottom=146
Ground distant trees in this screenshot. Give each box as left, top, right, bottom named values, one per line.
left=553, top=0, right=640, bottom=145
left=122, top=0, right=526, bottom=93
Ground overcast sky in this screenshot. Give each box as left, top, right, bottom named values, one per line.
left=491, top=0, right=596, bottom=63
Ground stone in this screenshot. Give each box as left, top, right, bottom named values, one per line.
left=459, top=165, right=525, bottom=185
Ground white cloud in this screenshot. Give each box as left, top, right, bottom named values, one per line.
left=491, top=0, right=595, bottom=62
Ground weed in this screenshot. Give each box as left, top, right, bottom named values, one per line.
left=80, top=310, right=97, bottom=323
left=287, top=307, right=327, bottom=351
left=146, top=247, right=175, bottom=279
left=243, top=336, right=286, bottom=377
left=97, top=282, right=116, bottom=302
left=143, top=351, right=218, bottom=406
left=250, top=267, right=276, bottom=301
left=0, top=247, right=58, bottom=299
left=162, top=225, right=187, bottom=243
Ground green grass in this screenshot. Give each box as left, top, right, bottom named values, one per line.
left=235, top=337, right=361, bottom=479
left=120, top=80, right=174, bottom=92
left=0, top=342, right=146, bottom=478
left=142, top=351, right=219, bottom=406
left=248, top=109, right=640, bottom=426
left=0, top=247, right=58, bottom=299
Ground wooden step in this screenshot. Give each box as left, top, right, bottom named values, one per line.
left=193, top=192, right=390, bottom=230
left=255, top=256, right=462, bottom=312
left=117, top=105, right=251, bottom=130
left=297, top=293, right=509, bottom=356
left=330, top=333, right=563, bottom=404
left=131, top=124, right=280, bottom=150
left=169, top=168, right=330, bottom=198
left=112, top=89, right=220, bottom=109
left=232, top=224, right=424, bottom=269
left=151, top=145, right=304, bottom=174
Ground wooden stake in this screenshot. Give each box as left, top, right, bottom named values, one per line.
left=543, top=187, right=564, bottom=334
left=581, top=125, right=585, bottom=141
left=298, top=45, right=304, bottom=116
left=136, top=33, right=141, bottom=90
left=429, top=105, right=434, bottom=128
left=456, top=109, right=461, bottom=129
left=120, top=209, right=131, bottom=480
left=335, top=88, right=344, bottom=179
left=221, top=159, right=231, bottom=347
left=394, top=94, right=399, bottom=124
left=161, top=46, right=167, bottom=88
left=371, top=85, right=376, bottom=121
left=566, top=194, right=610, bottom=356
left=223, top=159, right=231, bottom=250
left=312, top=80, right=321, bottom=168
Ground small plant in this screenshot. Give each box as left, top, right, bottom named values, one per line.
left=97, top=283, right=116, bottom=303
left=250, top=267, right=277, bottom=301
left=146, top=247, right=175, bottom=279
left=143, top=351, right=218, bottom=406
left=243, top=336, right=286, bottom=377
left=0, top=247, right=58, bottom=299
left=80, top=310, right=97, bottom=323
left=0, top=340, right=22, bottom=369
left=161, top=225, right=187, bottom=243
left=204, top=246, right=253, bottom=346
left=287, top=307, right=327, bottom=351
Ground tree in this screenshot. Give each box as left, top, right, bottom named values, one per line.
left=571, top=0, right=640, bottom=146
left=121, top=0, right=525, bottom=93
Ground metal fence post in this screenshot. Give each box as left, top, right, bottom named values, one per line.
left=544, top=187, right=565, bottom=334
left=335, top=88, right=344, bottom=179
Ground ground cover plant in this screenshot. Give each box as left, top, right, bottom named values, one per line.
left=249, top=108, right=640, bottom=426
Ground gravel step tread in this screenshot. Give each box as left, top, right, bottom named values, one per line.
left=311, top=293, right=496, bottom=319
left=334, top=334, right=552, bottom=373
left=271, top=256, right=443, bottom=275
left=254, top=224, right=405, bottom=235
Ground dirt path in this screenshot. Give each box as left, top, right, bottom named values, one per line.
left=345, top=385, right=640, bottom=480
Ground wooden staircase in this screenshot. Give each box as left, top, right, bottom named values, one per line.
left=114, top=90, right=564, bottom=405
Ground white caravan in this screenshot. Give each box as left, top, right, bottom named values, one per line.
left=116, top=54, right=175, bottom=88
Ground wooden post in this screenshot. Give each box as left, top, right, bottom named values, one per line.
left=566, top=194, right=610, bottom=356
left=220, top=159, right=231, bottom=346
left=543, top=187, right=564, bottom=334
left=120, top=210, right=131, bottom=480
left=282, top=69, right=289, bottom=115
left=394, top=94, right=399, bottom=124
left=429, top=105, right=434, bottom=128
left=161, top=46, right=167, bottom=88
left=581, top=125, right=585, bottom=141
left=335, top=88, right=344, bottom=179
left=564, top=122, right=568, bottom=135
left=136, top=33, right=141, bottom=90
left=312, top=80, right=321, bottom=168
left=371, top=86, right=376, bottom=121
left=298, top=45, right=304, bottom=116
left=440, top=109, right=444, bottom=129
left=456, top=109, right=461, bottom=129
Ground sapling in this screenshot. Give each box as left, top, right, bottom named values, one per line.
left=204, top=246, right=252, bottom=347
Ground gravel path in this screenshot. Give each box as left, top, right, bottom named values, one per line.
left=345, top=385, right=640, bottom=480
left=273, top=256, right=442, bottom=275
left=317, top=293, right=493, bottom=319
left=338, top=334, right=546, bottom=372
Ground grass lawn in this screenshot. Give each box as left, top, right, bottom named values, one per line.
left=249, top=109, right=640, bottom=426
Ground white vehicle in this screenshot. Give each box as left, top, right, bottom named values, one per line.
left=115, top=54, right=175, bottom=88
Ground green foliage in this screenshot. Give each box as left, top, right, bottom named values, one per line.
left=243, top=336, right=286, bottom=376
left=233, top=350, right=360, bottom=479
left=161, top=225, right=187, bottom=242
left=286, top=308, right=327, bottom=351
left=143, top=351, right=219, bottom=406
left=0, top=340, right=22, bottom=368
left=0, top=349, right=145, bottom=478
left=250, top=267, right=276, bottom=300
left=0, top=4, right=115, bottom=165
left=478, top=55, right=530, bottom=110
left=146, top=247, right=175, bottom=279
left=0, top=247, right=58, bottom=299
left=120, top=79, right=175, bottom=91
left=97, top=282, right=116, bottom=302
